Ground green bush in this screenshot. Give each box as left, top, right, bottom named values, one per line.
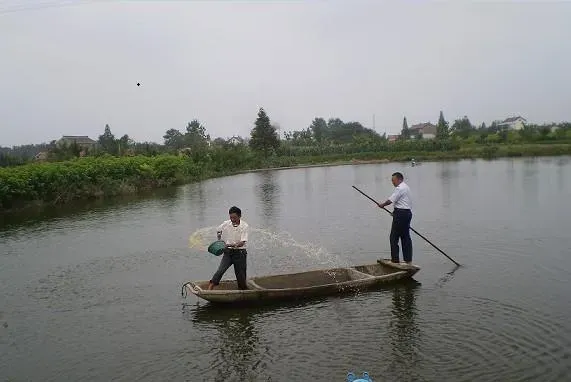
left=0, top=156, right=194, bottom=209
left=1, top=142, right=570, bottom=211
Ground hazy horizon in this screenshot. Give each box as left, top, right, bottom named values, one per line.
left=1, top=0, right=570, bottom=147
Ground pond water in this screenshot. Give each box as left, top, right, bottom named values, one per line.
left=1, top=156, right=570, bottom=381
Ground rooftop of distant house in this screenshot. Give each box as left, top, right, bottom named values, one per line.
left=59, top=136, right=97, bottom=144
left=500, top=116, right=526, bottom=123
left=409, top=122, right=437, bottom=130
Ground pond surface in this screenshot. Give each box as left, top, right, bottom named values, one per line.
left=1, top=157, right=571, bottom=381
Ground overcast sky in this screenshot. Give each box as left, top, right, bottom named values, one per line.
left=1, top=0, right=570, bottom=146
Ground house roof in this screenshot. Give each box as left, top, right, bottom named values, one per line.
left=409, top=122, right=436, bottom=131
left=409, top=123, right=437, bottom=134
left=500, top=116, right=526, bottom=123
left=60, top=136, right=97, bottom=144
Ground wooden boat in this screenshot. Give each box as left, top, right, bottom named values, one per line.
left=182, top=259, right=420, bottom=304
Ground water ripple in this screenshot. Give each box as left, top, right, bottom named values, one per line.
left=413, top=292, right=571, bottom=382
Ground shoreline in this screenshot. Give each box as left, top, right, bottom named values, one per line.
left=1, top=145, right=570, bottom=215
left=238, top=149, right=571, bottom=174
left=234, top=158, right=392, bottom=174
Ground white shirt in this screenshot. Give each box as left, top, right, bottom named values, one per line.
left=217, top=219, right=249, bottom=249
left=388, top=181, right=412, bottom=210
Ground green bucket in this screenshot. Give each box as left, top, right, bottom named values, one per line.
left=207, top=240, right=226, bottom=256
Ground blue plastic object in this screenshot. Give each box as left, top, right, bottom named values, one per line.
left=347, top=371, right=373, bottom=382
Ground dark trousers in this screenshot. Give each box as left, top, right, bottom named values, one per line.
left=390, top=208, right=413, bottom=263
left=210, top=249, right=248, bottom=290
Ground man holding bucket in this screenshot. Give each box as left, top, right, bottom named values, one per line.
left=208, top=206, right=250, bottom=290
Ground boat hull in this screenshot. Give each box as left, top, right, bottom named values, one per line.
left=182, top=259, right=420, bottom=305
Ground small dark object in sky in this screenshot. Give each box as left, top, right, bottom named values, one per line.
left=137, top=83, right=140, bottom=86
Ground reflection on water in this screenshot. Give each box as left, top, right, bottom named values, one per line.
left=304, top=168, right=312, bottom=199
left=522, top=158, right=539, bottom=203
left=506, top=159, right=515, bottom=193
left=183, top=298, right=329, bottom=381
left=192, top=306, right=260, bottom=381
left=186, top=182, right=207, bottom=225
left=353, top=163, right=372, bottom=186
left=387, top=280, right=421, bottom=379
left=523, top=157, right=539, bottom=177
left=439, top=161, right=458, bottom=209
left=556, top=157, right=568, bottom=191
left=0, top=187, right=181, bottom=233
left=256, top=171, right=280, bottom=229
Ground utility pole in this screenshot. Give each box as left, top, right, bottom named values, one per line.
left=373, top=114, right=376, bottom=130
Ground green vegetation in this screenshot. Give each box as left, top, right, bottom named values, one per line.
left=249, top=107, right=280, bottom=157
left=1, top=108, right=571, bottom=212
left=0, top=148, right=248, bottom=210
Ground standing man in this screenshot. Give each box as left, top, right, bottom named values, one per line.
left=208, top=206, right=250, bottom=290
left=377, top=172, right=413, bottom=264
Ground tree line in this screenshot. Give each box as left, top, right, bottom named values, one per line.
left=2, top=107, right=571, bottom=167
left=398, top=111, right=571, bottom=142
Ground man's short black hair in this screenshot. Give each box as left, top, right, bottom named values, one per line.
left=229, top=206, right=241, bottom=216
left=392, top=172, right=404, bottom=180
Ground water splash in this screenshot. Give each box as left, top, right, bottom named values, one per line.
left=188, top=226, right=350, bottom=274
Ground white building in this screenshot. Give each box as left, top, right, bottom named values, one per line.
left=497, top=116, right=527, bottom=130
left=409, top=123, right=437, bottom=139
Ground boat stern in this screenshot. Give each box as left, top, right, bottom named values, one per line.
left=376, top=258, right=420, bottom=276
left=182, top=279, right=264, bottom=303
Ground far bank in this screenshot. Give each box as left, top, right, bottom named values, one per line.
left=240, top=143, right=571, bottom=173
left=1, top=143, right=570, bottom=214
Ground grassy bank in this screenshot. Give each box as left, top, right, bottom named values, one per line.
left=259, top=143, right=571, bottom=168
left=1, top=143, right=570, bottom=212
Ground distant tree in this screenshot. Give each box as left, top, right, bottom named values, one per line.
left=436, top=111, right=450, bottom=139
left=327, top=119, right=373, bottom=143
left=539, top=126, right=552, bottom=139
left=309, top=117, right=327, bottom=144
left=133, top=141, right=162, bottom=156
left=0, top=143, right=52, bottom=161
left=327, top=118, right=344, bottom=131
left=498, top=128, right=509, bottom=142
left=185, top=119, right=210, bottom=151
left=163, top=129, right=185, bottom=149
left=0, top=152, right=26, bottom=167
left=401, top=117, right=411, bottom=139
left=48, top=140, right=81, bottom=161
left=249, top=107, right=280, bottom=156
left=118, top=134, right=132, bottom=155
left=285, top=116, right=382, bottom=145
left=555, top=124, right=571, bottom=140
left=284, top=128, right=313, bottom=146
left=451, top=116, right=474, bottom=139
left=98, top=124, right=117, bottom=154
left=212, top=137, right=227, bottom=147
